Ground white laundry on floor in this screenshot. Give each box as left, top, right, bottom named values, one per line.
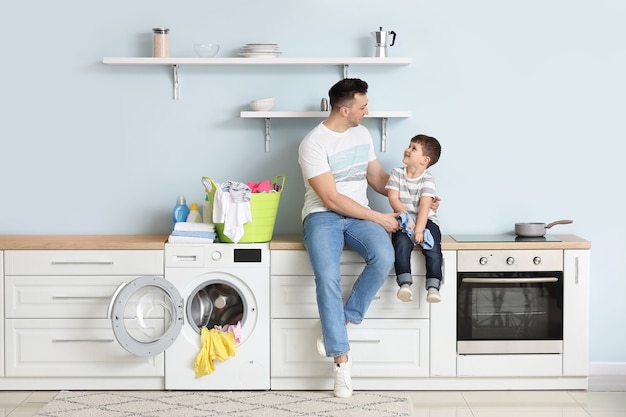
left=212, top=181, right=252, bottom=243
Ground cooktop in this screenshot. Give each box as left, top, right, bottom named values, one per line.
left=451, top=234, right=562, bottom=243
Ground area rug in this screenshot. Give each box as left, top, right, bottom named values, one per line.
left=34, top=390, right=413, bottom=417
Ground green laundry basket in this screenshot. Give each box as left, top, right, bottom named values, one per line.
left=204, top=175, right=285, bottom=243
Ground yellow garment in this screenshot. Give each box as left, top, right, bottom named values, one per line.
left=194, top=326, right=236, bottom=378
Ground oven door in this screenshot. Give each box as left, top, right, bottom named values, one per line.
left=457, top=271, right=563, bottom=354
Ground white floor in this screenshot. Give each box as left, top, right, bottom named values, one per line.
left=1, top=382, right=625, bottom=417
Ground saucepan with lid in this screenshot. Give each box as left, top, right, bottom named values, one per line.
left=514, top=219, right=573, bottom=237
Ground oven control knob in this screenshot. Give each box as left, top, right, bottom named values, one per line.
left=533, top=256, right=541, bottom=265
left=506, top=257, right=515, bottom=265
left=479, top=257, right=488, bottom=265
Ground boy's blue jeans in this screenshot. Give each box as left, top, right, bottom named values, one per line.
left=303, top=211, right=394, bottom=357
left=391, top=219, right=443, bottom=291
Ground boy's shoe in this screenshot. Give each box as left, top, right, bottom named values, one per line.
left=316, top=336, right=326, bottom=357
left=333, top=355, right=353, bottom=398
left=397, top=284, right=413, bottom=302
left=427, top=287, right=442, bottom=303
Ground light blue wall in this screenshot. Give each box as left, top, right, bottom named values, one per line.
left=1, top=0, right=624, bottom=363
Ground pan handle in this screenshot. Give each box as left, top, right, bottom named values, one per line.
left=545, top=219, right=573, bottom=228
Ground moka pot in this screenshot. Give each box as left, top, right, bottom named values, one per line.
left=372, top=26, right=397, bottom=57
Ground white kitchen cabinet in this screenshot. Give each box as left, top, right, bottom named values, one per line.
left=270, top=249, right=430, bottom=390
left=5, top=318, right=163, bottom=377
left=2, top=249, right=165, bottom=387
left=563, top=249, right=590, bottom=376
left=0, top=251, right=4, bottom=377
left=429, top=250, right=457, bottom=377
left=451, top=248, right=591, bottom=382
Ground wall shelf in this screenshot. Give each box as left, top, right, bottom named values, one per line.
left=102, top=56, right=413, bottom=151
left=240, top=111, right=412, bottom=152
left=102, top=57, right=412, bottom=100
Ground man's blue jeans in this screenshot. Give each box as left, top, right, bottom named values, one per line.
left=391, top=219, right=443, bottom=290
left=303, top=211, right=394, bottom=357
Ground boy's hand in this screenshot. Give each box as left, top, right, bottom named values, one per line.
left=413, top=230, right=424, bottom=244
left=431, top=196, right=441, bottom=212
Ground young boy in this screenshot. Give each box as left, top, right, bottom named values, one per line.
left=386, top=134, right=443, bottom=303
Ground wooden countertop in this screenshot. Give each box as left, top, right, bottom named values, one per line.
left=0, top=235, right=168, bottom=250
left=0, top=234, right=590, bottom=251
left=269, top=234, right=591, bottom=250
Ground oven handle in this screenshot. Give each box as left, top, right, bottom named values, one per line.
left=462, top=277, right=559, bottom=284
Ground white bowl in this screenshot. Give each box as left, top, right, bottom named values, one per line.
left=193, top=44, right=220, bottom=58
left=250, top=98, right=276, bottom=111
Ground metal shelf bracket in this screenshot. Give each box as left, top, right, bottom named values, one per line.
left=343, top=64, right=349, bottom=79
left=264, top=118, right=271, bottom=152
left=172, top=65, right=180, bottom=100
left=381, top=117, right=388, bottom=152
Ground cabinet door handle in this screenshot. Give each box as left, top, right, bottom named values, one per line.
left=349, top=338, right=381, bottom=344
left=51, top=260, right=115, bottom=265
left=575, top=256, right=580, bottom=284
left=462, top=277, right=559, bottom=284
left=51, top=295, right=111, bottom=300
left=52, top=338, right=115, bottom=343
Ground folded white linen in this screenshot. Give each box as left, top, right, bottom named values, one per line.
left=174, top=222, right=215, bottom=232
left=167, top=235, right=215, bottom=244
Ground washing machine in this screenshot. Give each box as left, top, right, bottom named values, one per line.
left=107, top=242, right=270, bottom=390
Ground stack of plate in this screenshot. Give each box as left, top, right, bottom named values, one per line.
left=239, top=43, right=282, bottom=58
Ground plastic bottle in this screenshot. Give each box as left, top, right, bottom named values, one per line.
left=186, top=202, right=202, bottom=223
left=202, top=193, right=213, bottom=224
left=172, top=195, right=190, bottom=229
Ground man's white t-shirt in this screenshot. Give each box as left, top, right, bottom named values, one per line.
left=298, top=122, right=377, bottom=221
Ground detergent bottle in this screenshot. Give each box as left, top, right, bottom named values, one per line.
left=186, top=202, right=202, bottom=223
left=202, top=193, right=213, bottom=224
left=172, top=195, right=190, bottom=229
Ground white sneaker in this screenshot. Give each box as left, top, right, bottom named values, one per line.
left=397, top=284, right=413, bottom=302
left=427, top=287, right=442, bottom=303
left=333, top=356, right=353, bottom=398
left=316, top=336, right=326, bottom=357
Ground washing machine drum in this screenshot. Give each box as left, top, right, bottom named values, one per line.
left=189, top=283, right=244, bottom=331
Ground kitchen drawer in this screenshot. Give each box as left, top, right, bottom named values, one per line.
left=4, top=250, right=164, bottom=276
left=271, top=274, right=428, bottom=319
left=271, top=250, right=427, bottom=276
left=271, top=318, right=429, bottom=378
left=5, top=318, right=164, bottom=377
left=5, top=275, right=161, bottom=319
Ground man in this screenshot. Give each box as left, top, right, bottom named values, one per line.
left=297, top=78, right=405, bottom=398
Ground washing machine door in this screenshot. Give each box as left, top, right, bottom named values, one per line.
left=108, top=275, right=184, bottom=357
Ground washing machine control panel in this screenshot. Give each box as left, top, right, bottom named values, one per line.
left=165, top=243, right=269, bottom=269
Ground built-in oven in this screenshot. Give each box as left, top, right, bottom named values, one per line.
left=456, top=248, right=564, bottom=354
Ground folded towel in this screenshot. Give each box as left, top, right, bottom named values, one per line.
left=174, top=222, right=215, bottom=233
left=168, top=235, right=215, bottom=244
left=171, top=230, right=217, bottom=239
